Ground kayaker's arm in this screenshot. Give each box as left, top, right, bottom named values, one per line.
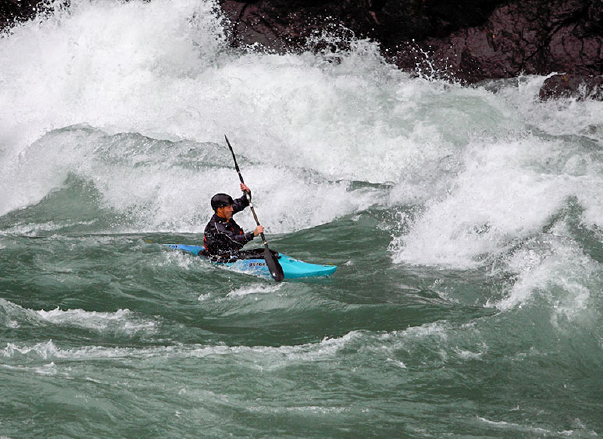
left=233, top=184, right=263, bottom=239
left=213, top=221, right=254, bottom=249
left=232, top=183, right=251, bottom=214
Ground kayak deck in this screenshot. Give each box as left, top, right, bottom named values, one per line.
left=163, top=244, right=336, bottom=280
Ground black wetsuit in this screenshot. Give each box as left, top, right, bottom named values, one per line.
left=203, top=194, right=256, bottom=260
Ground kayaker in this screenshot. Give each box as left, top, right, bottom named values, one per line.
left=203, top=183, right=264, bottom=261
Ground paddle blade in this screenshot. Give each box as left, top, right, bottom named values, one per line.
left=264, top=247, right=284, bottom=282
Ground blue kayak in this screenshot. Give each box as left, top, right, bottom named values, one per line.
left=163, top=244, right=337, bottom=280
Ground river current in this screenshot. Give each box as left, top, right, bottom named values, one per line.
left=0, top=1, right=602, bottom=438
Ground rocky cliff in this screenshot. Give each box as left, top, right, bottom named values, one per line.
left=220, top=0, right=602, bottom=98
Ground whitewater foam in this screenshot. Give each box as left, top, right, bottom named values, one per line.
left=1, top=0, right=599, bottom=251
left=491, top=236, right=601, bottom=317
left=0, top=299, right=157, bottom=334
left=390, top=131, right=602, bottom=268
left=0, top=2, right=600, bottom=437
left=226, top=284, right=283, bottom=298
left=36, top=307, right=158, bottom=333
left=0, top=1, right=518, bottom=226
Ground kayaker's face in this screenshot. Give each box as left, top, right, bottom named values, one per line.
left=216, top=204, right=234, bottom=219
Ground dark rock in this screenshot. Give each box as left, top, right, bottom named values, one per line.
left=539, top=74, right=603, bottom=100
left=218, top=0, right=602, bottom=97
left=220, top=1, right=360, bottom=52
left=394, top=0, right=603, bottom=86
left=0, top=0, right=55, bottom=29
left=219, top=0, right=507, bottom=54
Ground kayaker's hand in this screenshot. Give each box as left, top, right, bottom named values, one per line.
left=240, top=183, right=251, bottom=194
left=253, top=225, right=264, bottom=237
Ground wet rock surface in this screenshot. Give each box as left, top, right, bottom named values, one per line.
left=219, top=0, right=602, bottom=98
left=0, top=0, right=46, bottom=29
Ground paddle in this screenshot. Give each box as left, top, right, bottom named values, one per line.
left=224, top=135, right=285, bottom=282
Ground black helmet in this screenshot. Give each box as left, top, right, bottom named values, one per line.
left=211, top=193, right=234, bottom=211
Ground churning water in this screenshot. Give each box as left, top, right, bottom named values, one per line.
left=0, top=1, right=601, bottom=437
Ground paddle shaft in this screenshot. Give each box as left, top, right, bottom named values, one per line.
left=224, top=136, right=268, bottom=246
left=223, top=136, right=284, bottom=281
